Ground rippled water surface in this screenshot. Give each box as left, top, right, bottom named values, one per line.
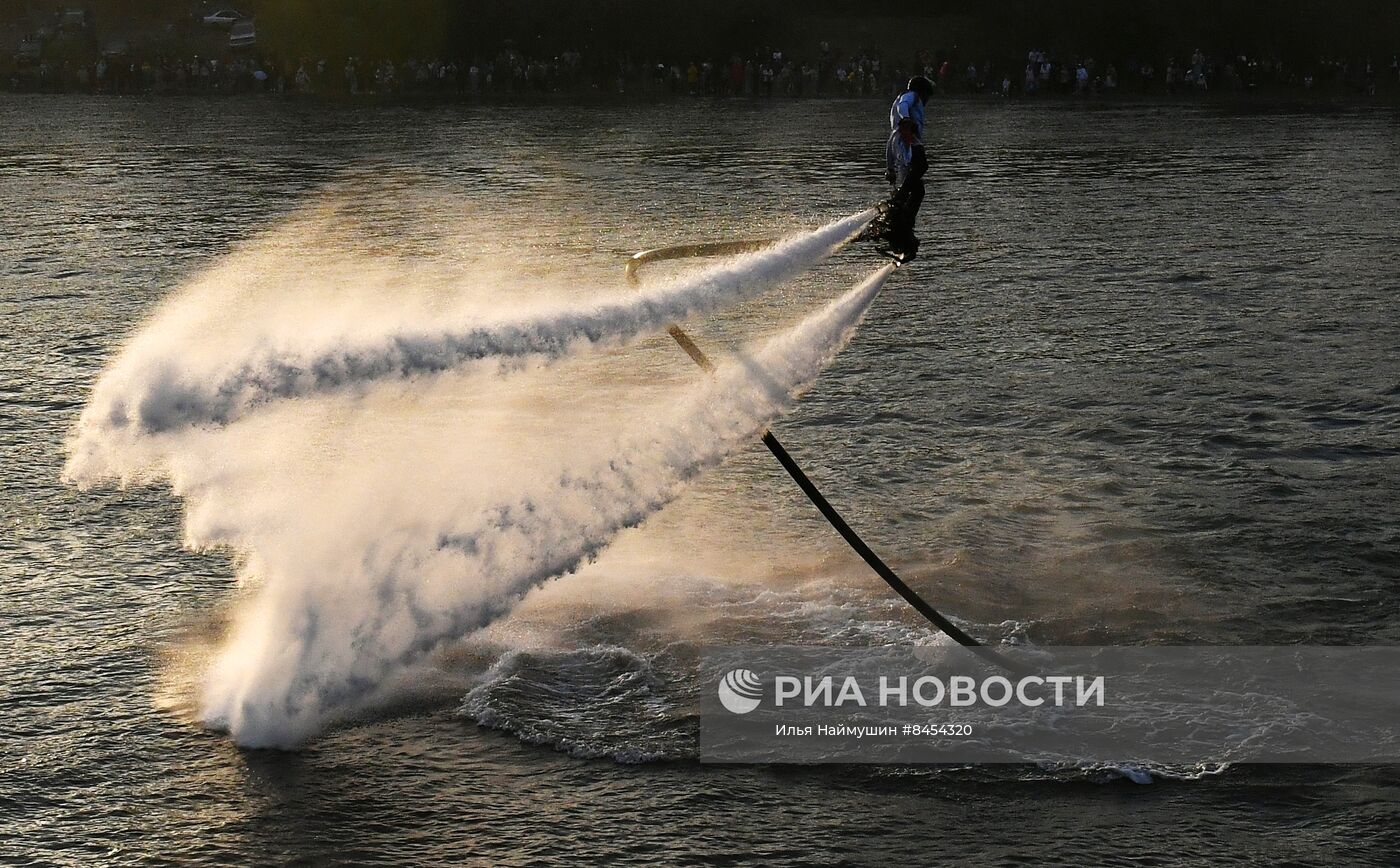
left=2, top=95, right=1399, bottom=864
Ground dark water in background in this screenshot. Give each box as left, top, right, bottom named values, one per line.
left=2, top=94, right=1399, bottom=864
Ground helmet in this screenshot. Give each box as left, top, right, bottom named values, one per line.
left=907, top=75, right=934, bottom=99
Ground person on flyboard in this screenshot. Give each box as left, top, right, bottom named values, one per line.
left=882, top=75, right=933, bottom=263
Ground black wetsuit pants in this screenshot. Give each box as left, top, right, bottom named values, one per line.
left=887, top=144, right=927, bottom=255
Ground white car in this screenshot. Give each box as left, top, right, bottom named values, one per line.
left=202, top=9, right=245, bottom=28
left=229, top=19, right=256, bottom=48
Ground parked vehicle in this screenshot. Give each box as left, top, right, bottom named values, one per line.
left=202, top=9, right=245, bottom=29
left=229, top=19, right=256, bottom=48
left=59, top=8, right=90, bottom=30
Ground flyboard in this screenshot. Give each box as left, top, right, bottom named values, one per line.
left=626, top=206, right=1024, bottom=675
left=624, top=203, right=910, bottom=282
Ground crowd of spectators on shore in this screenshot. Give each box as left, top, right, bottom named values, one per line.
left=6, top=40, right=1399, bottom=100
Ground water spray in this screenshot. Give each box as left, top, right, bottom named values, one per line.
left=67, top=209, right=874, bottom=453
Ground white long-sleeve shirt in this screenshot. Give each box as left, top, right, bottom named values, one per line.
left=885, top=90, right=925, bottom=186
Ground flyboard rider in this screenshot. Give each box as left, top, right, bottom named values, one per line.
left=882, top=75, right=934, bottom=262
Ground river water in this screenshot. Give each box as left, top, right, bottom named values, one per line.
left=2, top=94, right=1398, bottom=864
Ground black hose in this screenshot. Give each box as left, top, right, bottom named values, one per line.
left=758, top=430, right=1026, bottom=674
left=635, top=250, right=1024, bottom=674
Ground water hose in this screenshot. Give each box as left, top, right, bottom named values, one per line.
left=628, top=234, right=1024, bottom=674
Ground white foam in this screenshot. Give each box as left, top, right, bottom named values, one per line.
left=183, top=264, right=894, bottom=747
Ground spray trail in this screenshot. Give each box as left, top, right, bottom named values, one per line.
left=66, top=209, right=872, bottom=452
left=200, top=265, right=893, bottom=747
